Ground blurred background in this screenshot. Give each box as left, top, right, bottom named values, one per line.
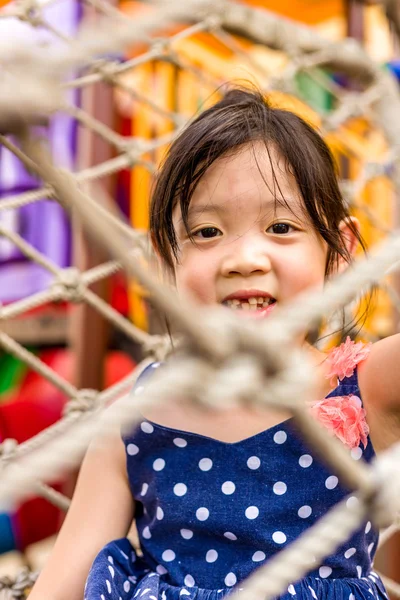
left=0, top=0, right=399, bottom=592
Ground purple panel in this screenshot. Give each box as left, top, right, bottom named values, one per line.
left=0, top=0, right=81, bottom=302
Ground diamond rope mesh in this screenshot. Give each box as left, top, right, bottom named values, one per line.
left=0, top=0, right=399, bottom=597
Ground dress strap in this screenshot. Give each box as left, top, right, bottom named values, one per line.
left=325, top=337, right=371, bottom=386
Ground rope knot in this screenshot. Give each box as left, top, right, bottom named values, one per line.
left=52, top=267, right=84, bottom=303
left=367, top=446, right=400, bottom=529
left=204, top=14, right=222, bottom=31
left=63, top=389, right=99, bottom=416
left=0, top=568, right=38, bottom=599
left=0, top=439, right=18, bottom=465
left=143, top=335, right=173, bottom=362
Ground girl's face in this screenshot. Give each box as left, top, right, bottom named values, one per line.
left=171, top=143, right=328, bottom=319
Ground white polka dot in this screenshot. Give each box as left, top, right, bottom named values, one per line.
left=221, top=481, right=235, bottom=495
left=134, top=386, right=144, bottom=396
left=123, top=581, right=130, bottom=593
left=108, top=556, right=114, bottom=564
left=142, top=526, right=151, bottom=539
left=351, top=447, right=363, bottom=460
left=298, top=505, right=312, bottom=518
left=273, top=481, right=287, bottom=495
left=273, top=431, right=287, bottom=444
left=196, top=507, right=209, bottom=521
left=224, top=532, right=237, bottom=540
left=206, top=550, right=218, bottom=563
left=180, top=592, right=190, bottom=597
left=288, top=585, right=296, bottom=596
left=299, top=454, right=313, bottom=468
left=180, top=529, right=193, bottom=539
left=162, top=550, right=175, bottom=562
left=127, top=444, right=139, bottom=456
left=173, top=438, right=187, bottom=447
left=174, top=483, right=187, bottom=496
left=153, top=458, right=165, bottom=471
left=199, top=458, right=213, bottom=471
left=141, top=422, right=154, bottom=434
left=349, top=594, right=355, bottom=600
left=357, top=566, right=362, bottom=578
left=106, top=580, right=111, bottom=593
left=101, top=595, right=105, bottom=600
left=308, top=586, right=317, bottom=600
left=108, top=565, right=115, bottom=578
left=272, top=531, right=287, bottom=544
left=157, top=507, right=164, bottom=520
left=319, top=566, right=332, bottom=578
left=224, top=573, right=237, bottom=587
left=325, top=476, right=338, bottom=490
left=247, top=456, right=261, bottom=469
left=141, top=483, right=148, bottom=496
left=156, top=565, right=167, bottom=575
left=346, top=496, right=359, bottom=510
left=344, top=548, right=356, bottom=559
left=368, top=543, right=374, bottom=555
left=252, top=551, right=266, bottom=562
left=365, top=521, right=372, bottom=534
left=245, top=506, right=259, bottom=519
left=184, top=575, right=195, bottom=587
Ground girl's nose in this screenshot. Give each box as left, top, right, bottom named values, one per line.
left=220, top=242, right=272, bottom=278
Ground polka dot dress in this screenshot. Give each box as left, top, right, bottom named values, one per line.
left=85, top=364, right=388, bottom=600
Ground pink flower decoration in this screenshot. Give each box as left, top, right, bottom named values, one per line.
left=310, top=394, right=369, bottom=449
left=326, top=336, right=371, bottom=385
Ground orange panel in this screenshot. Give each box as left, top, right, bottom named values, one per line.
left=244, top=0, right=344, bottom=24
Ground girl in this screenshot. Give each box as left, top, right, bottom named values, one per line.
left=29, top=87, right=400, bottom=600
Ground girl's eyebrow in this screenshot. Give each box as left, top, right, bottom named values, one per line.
left=180, top=197, right=301, bottom=224
left=179, top=204, right=224, bottom=222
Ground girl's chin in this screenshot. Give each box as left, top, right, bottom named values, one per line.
left=227, top=303, right=277, bottom=320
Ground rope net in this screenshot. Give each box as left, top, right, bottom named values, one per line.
left=0, top=0, right=399, bottom=597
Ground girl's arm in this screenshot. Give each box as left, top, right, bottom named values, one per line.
left=358, top=334, right=400, bottom=449
left=28, top=422, right=134, bottom=600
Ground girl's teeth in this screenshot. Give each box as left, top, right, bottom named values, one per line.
left=224, top=297, right=276, bottom=309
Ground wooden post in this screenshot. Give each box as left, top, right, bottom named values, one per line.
left=64, top=3, right=116, bottom=501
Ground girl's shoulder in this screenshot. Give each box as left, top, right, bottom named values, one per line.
left=356, top=334, right=400, bottom=451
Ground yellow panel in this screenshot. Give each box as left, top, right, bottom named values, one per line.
left=129, top=61, right=154, bottom=331
left=153, top=61, right=175, bottom=167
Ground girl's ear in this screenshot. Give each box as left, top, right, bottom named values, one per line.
left=337, top=216, right=360, bottom=274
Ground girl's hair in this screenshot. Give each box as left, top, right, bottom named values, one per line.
left=150, top=86, right=370, bottom=337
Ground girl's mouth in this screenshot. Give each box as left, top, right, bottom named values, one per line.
left=221, top=296, right=277, bottom=319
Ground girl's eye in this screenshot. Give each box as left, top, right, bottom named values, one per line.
left=267, top=223, right=293, bottom=235
left=192, top=227, right=222, bottom=239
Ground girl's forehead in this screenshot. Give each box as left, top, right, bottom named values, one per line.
left=183, top=143, right=303, bottom=217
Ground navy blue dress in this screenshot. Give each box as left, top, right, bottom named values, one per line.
left=85, top=362, right=387, bottom=600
